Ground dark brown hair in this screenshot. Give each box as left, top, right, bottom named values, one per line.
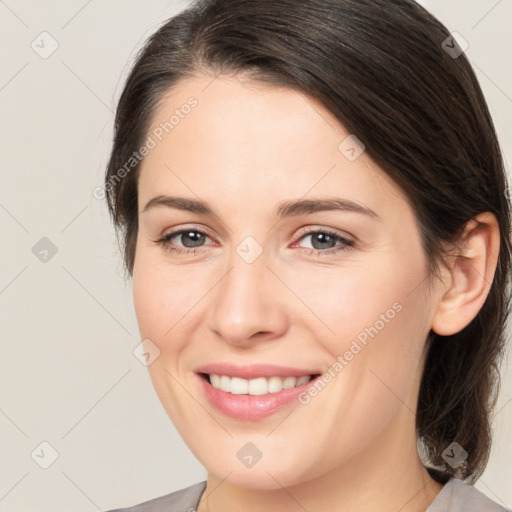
left=104, top=0, right=512, bottom=484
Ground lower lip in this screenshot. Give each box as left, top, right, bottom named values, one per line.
left=196, top=374, right=320, bottom=421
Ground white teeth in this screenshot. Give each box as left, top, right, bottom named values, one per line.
left=296, top=375, right=311, bottom=386
left=230, top=377, right=248, bottom=395
left=210, top=374, right=221, bottom=388
left=220, top=375, right=231, bottom=392
left=282, top=376, right=296, bottom=389
left=207, top=374, right=313, bottom=395
left=267, top=376, right=283, bottom=393
left=248, top=377, right=268, bottom=395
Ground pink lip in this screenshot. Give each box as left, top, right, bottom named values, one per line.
left=194, top=362, right=320, bottom=379
left=194, top=366, right=322, bottom=421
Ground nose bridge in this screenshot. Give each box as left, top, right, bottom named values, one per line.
left=207, top=235, right=285, bottom=344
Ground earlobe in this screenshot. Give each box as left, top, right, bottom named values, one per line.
left=431, top=212, right=500, bottom=336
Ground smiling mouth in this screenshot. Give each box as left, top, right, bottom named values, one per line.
left=199, top=372, right=322, bottom=395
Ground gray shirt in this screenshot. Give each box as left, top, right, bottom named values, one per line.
left=107, top=477, right=509, bottom=512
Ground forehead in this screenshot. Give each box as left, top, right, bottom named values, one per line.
left=138, top=73, right=408, bottom=217
left=145, top=73, right=345, bottom=159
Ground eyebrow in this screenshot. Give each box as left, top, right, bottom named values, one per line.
left=142, top=195, right=381, bottom=221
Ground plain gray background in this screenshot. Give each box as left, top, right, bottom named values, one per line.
left=0, top=1, right=511, bottom=511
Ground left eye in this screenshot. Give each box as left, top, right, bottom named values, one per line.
left=155, top=227, right=355, bottom=256
left=295, top=230, right=355, bottom=254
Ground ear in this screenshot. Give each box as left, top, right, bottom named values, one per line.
left=431, top=212, right=500, bottom=336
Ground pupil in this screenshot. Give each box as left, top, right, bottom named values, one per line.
left=313, top=233, right=334, bottom=249
left=183, top=231, right=204, bottom=247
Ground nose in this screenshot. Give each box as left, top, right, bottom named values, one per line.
left=206, top=246, right=289, bottom=347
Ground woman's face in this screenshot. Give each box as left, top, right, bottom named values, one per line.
left=133, top=73, right=442, bottom=489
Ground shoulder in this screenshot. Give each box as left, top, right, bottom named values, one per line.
left=427, top=477, right=509, bottom=512
left=105, top=480, right=207, bottom=512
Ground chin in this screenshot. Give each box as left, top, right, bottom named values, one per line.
left=202, top=453, right=315, bottom=491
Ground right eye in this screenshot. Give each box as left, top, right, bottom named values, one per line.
left=155, top=227, right=214, bottom=255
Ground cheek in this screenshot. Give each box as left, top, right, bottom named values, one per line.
left=132, top=253, right=188, bottom=350
left=326, top=246, right=429, bottom=347
left=311, top=256, right=430, bottom=409
left=132, top=257, right=203, bottom=422
left=132, top=250, right=216, bottom=362
left=132, top=269, right=163, bottom=341
left=298, top=262, right=409, bottom=346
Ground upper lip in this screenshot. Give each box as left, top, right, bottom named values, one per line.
left=195, top=363, right=321, bottom=379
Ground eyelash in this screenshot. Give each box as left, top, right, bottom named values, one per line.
left=154, top=225, right=356, bottom=257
